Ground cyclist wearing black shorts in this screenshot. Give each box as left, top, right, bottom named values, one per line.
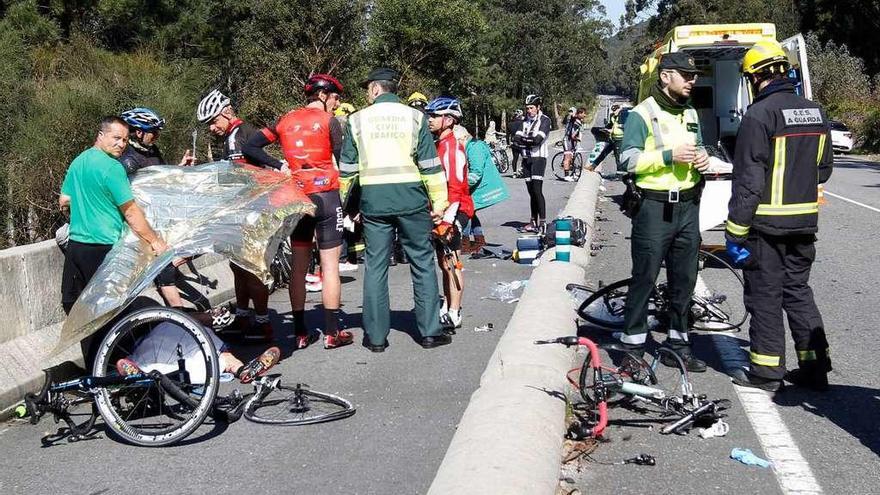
left=513, top=95, right=552, bottom=232
left=244, top=74, right=353, bottom=350
left=561, top=107, right=586, bottom=181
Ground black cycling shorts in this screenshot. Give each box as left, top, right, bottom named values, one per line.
left=291, top=190, right=344, bottom=249
left=522, top=157, right=547, bottom=181
left=563, top=137, right=577, bottom=153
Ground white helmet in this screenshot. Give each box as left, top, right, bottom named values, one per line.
left=197, top=90, right=231, bottom=123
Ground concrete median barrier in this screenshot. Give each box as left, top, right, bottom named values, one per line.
left=428, top=171, right=602, bottom=495
left=0, top=243, right=235, bottom=417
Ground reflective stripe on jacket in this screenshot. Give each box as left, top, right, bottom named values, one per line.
left=620, top=96, right=702, bottom=191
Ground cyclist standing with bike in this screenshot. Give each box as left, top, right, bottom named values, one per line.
left=197, top=89, right=274, bottom=343
left=243, top=74, right=353, bottom=350
left=561, top=107, right=586, bottom=181
left=508, top=109, right=524, bottom=177
left=617, top=53, right=710, bottom=372
left=726, top=41, right=834, bottom=392
left=513, top=95, right=551, bottom=232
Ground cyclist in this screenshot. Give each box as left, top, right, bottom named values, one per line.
left=119, top=107, right=193, bottom=176
left=407, top=91, right=429, bottom=112
left=561, top=107, right=586, bottom=181
left=243, top=74, right=353, bottom=350
left=508, top=109, right=525, bottom=176
left=197, top=89, right=274, bottom=343
left=513, top=95, right=551, bottom=232
left=426, top=97, right=474, bottom=331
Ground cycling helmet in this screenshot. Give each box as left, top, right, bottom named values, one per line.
left=305, top=74, right=344, bottom=96
left=120, top=107, right=165, bottom=132
left=407, top=92, right=429, bottom=108
left=514, top=109, right=524, bottom=118
left=197, top=90, right=232, bottom=123
left=425, top=97, right=462, bottom=119
left=524, top=94, right=542, bottom=106
left=335, top=102, right=355, bottom=117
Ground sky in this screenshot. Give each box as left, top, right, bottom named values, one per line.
left=599, top=0, right=656, bottom=30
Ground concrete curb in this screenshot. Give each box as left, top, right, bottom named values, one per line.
left=428, top=171, right=601, bottom=495
left=0, top=244, right=235, bottom=417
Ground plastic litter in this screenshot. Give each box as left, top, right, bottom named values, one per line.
left=219, top=372, right=235, bottom=383
left=486, top=280, right=527, bottom=302
left=567, top=285, right=591, bottom=306
left=730, top=448, right=771, bottom=468
left=474, top=323, right=494, bottom=332
left=698, top=419, right=730, bottom=439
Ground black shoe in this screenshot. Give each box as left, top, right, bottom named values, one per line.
left=661, top=347, right=707, bottom=373
left=732, top=370, right=783, bottom=392
left=362, top=338, right=388, bottom=353
left=421, top=334, right=452, bottom=349
left=784, top=368, right=829, bottom=391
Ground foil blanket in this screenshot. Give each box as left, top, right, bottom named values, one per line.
left=55, top=161, right=315, bottom=354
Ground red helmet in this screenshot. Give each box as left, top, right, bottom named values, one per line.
left=304, top=74, right=344, bottom=95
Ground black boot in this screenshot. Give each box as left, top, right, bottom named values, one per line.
left=733, top=369, right=783, bottom=392
left=784, top=366, right=829, bottom=391
left=661, top=344, right=707, bottom=373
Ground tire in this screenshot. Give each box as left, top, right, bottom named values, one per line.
left=268, top=238, right=292, bottom=293
left=551, top=151, right=567, bottom=180
left=92, top=307, right=220, bottom=447
left=577, top=279, right=631, bottom=329
left=244, top=381, right=355, bottom=426
left=690, top=250, right=747, bottom=331
left=578, top=350, right=648, bottom=408
left=493, top=149, right=510, bottom=174
left=571, top=153, right=584, bottom=181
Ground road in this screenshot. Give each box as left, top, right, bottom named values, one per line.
left=565, top=98, right=880, bottom=494
left=0, top=136, right=577, bottom=494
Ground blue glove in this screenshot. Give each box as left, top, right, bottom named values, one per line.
left=730, top=448, right=771, bottom=468
left=726, top=240, right=751, bottom=266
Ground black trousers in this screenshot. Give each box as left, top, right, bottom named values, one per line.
left=622, top=197, right=700, bottom=349
left=61, top=240, right=113, bottom=368
left=744, top=233, right=830, bottom=380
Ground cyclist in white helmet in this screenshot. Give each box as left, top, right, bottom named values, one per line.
left=197, top=90, right=261, bottom=164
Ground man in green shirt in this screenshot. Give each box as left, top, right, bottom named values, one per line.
left=339, top=68, right=452, bottom=351
left=60, top=116, right=167, bottom=317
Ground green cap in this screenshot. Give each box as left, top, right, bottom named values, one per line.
left=659, top=52, right=700, bottom=73
left=361, top=68, right=400, bottom=88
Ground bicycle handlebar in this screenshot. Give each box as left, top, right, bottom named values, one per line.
left=534, top=336, right=582, bottom=347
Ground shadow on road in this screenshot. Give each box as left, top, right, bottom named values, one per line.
left=773, top=384, right=880, bottom=458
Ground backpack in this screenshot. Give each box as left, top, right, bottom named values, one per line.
left=543, top=216, right=588, bottom=247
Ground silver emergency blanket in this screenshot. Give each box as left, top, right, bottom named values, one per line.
left=55, top=161, right=315, bottom=354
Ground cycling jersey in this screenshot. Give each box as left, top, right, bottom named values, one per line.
left=259, top=107, right=342, bottom=194
left=224, top=119, right=259, bottom=164
left=120, top=141, right=165, bottom=176
left=515, top=112, right=552, bottom=158
left=563, top=117, right=582, bottom=152
left=436, top=132, right=475, bottom=219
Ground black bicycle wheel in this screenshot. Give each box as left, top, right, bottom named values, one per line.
left=551, top=151, right=567, bottom=180
left=244, top=381, right=355, bottom=426
left=571, top=153, right=584, bottom=181
left=690, top=249, right=747, bottom=331
left=493, top=148, right=510, bottom=173
left=578, top=350, right=649, bottom=408
left=577, top=279, right=630, bottom=329
left=92, top=307, right=220, bottom=447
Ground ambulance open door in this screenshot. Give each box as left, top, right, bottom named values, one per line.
left=781, top=34, right=812, bottom=100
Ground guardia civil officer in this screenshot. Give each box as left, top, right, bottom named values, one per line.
left=617, top=52, right=710, bottom=372
left=726, top=41, right=834, bottom=392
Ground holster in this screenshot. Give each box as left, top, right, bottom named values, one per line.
left=620, top=173, right=643, bottom=218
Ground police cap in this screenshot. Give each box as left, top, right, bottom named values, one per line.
left=659, top=52, right=700, bottom=73
left=361, top=68, right=400, bottom=88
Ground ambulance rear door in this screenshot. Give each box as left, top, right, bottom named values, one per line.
left=781, top=34, right=812, bottom=100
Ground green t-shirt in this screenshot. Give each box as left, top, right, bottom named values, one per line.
left=61, top=147, right=134, bottom=244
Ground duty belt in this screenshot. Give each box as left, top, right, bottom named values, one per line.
left=641, top=187, right=700, bottom=203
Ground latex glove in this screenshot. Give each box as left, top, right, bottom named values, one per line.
left=726, top=240, right=751, bottom=266
left=730, top=448, right=771, bottom=468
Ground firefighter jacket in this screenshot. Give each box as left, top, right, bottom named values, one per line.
left=619, top=85, right=703, bottom=192
left=726, top=80, right=833, bottom=241
left=339, top=93, right=448, bottom=217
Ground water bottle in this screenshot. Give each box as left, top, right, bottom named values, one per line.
left=555, top=217, right=571, bottom=262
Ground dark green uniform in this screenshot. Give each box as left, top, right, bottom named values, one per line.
left=339, top=93, right=449, bottom=344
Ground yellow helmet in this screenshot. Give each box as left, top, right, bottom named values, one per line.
left=407, top=92, right=429, bottom=107
left=334, top=102, right=355, bottom=117
left=742, top=40, right=790, bottom=75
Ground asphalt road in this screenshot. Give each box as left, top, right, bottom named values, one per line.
left=0, top=137, right=577, bottom=494
left=565, top=99, right=880, bottom=494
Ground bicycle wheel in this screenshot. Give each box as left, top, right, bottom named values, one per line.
left=577, top=279, right=629, bottom=329
left=551, top=151, right=567, bottom=180
left=92, top=307, right=220, bottom=446
left=691, top=249, right=747, bottom=331
left=578, top=350, right=649, bottom=408
left=494, top=148, right=510, bottom=173
left=571, top=153, right=584, bottom=181
left=244, top=381, right=355, bottom=425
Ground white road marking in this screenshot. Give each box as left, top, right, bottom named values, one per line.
left=824, top=190, right=880, bottom=213
left=711, top=334, right=824, bottom=495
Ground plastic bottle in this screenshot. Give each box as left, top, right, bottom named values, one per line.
left=555, top=217, right=572, bottom=262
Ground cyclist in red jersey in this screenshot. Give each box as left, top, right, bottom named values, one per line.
left=425, top=97, right=474, bottom=332
left=243, top=74, right=352, bottom=350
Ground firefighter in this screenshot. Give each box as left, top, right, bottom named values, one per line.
left=727, top=40, right=834, bottom=392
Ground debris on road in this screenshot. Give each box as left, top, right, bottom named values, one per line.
left=697, top=419, right=730, bottom=439
left=485, top=280, right=528, bottom=302
left=730, top=448, right=771, bottom=468
left=474, top=323, right=494, bottom=332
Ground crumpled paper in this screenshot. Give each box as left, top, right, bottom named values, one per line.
left=55, top=161, right=315, bottom=354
